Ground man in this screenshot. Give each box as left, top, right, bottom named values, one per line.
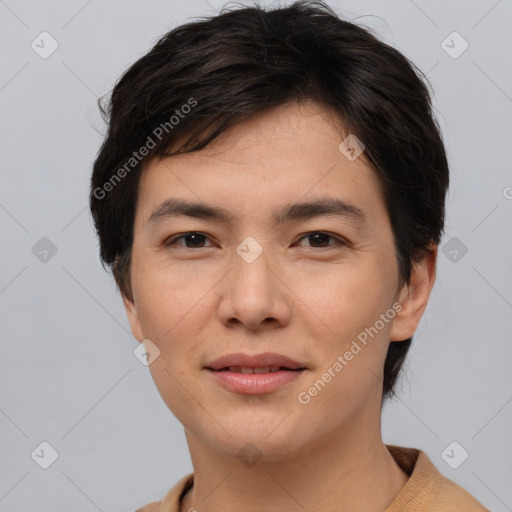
left=89, top=1, right=488, bottom=510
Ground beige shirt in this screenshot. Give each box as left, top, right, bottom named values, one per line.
left=135, top=444, right=489, bottom=512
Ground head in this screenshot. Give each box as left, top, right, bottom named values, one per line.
left=90, top=0, right=448, bottom=459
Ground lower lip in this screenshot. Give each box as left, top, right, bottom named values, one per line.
left=206, top=369, right=305, bottom=394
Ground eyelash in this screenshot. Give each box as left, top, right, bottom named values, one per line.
left=163, top=231, right=347, bottom=250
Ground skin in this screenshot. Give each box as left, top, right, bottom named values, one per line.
left=123, top=99, right=437, bottom=512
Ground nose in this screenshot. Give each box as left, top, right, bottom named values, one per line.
left=217, top=244, right=292, bottom=332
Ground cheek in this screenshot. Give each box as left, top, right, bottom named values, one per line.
left=296, top=260, right=395, bottom=337
left=133, top=259, right=212, bottom=339
left=296, top=264, right=396, bottom=402
left=147, top=360, right=200, bottom=433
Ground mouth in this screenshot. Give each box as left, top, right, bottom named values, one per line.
left=205, top=352, right=307, bottom=372
left=208, top=365, right=306, bottom=374
left=204, top=353, right=308, bottom=394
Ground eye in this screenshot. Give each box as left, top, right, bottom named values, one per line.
left=295, top=231, right=347, bottom=249
left=164, top=232, right=213, bottom=249
left=164, top=231, right=347, bottom=250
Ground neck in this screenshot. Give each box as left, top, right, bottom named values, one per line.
left=179, top=407, right=409, bottom=512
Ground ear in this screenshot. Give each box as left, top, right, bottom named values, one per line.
left=122, top=294, right=144, bottom=342
left=389, top=245, right=438, bottom=342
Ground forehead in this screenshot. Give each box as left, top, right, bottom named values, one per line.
left=136, top=100, right=387, bottom=228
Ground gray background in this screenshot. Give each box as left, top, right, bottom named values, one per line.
left=1, top=0, right=511, bottom=511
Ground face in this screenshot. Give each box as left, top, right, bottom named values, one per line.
left=124, top=99, right=435, bottom=461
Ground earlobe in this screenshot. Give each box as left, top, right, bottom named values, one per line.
left=389, top=245, right=438, bottom=342
left=122, top=294, right=145, bottom=342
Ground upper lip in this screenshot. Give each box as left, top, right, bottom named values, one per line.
left=205, top=352, right=306, bottom=371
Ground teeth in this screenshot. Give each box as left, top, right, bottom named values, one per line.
left=254, top=367, right=271, bottom=374
left=227, top=366, right=284, bottom=373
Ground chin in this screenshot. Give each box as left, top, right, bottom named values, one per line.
left=213, top=433, right=307, bottom=464
left=194, top=411, right=311, bottom=462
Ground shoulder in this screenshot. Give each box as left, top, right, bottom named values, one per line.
left=133, top=473, right=194, bottom=512
left=385, top=445, right=489, bottom=512
left=428, top=471, right=489, bottom=511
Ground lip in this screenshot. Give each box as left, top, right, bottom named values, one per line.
left=205, top=352, right=306, bottom=371
left=206, top=368, right=306, bottom=394
left=204, top=352, right=307, bottom=395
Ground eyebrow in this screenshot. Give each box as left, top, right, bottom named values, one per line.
left=147, top=197, right=368, bottom=228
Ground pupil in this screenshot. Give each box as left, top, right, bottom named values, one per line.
left=310, top=233, right=329, bottom=247
left=187, top=233, right=204, bottom=247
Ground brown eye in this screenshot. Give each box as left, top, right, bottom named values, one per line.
left=296, top=232, right=346, bottom=248
left=164, top=232, right=212, bottom=248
